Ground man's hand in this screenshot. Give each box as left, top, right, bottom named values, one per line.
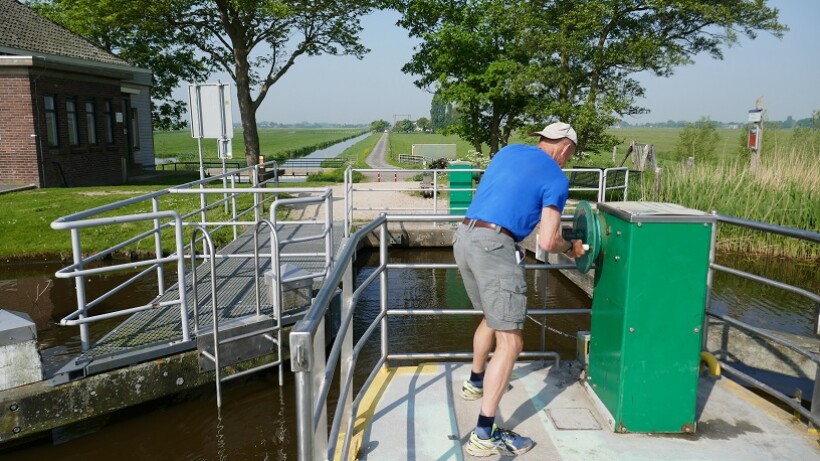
left=565, top=239, right=587, bottom=259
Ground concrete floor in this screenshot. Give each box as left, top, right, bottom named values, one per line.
left=351, top=361, right=819, bottom=461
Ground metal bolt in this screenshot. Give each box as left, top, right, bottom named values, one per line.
left=629, top=327, right=635, bottom=333
left=9, top=403, right=18, bottom=412
left=694, top=327, right=700, bottom=333
left=637, top=222, right=642, bottom=227
left=614, top=255, right=620, bottom=261
left=12, top=427, right=21, bottom=434
left=616, top=231, right=621, bottom=236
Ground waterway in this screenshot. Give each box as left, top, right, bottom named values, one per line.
left=0, top=249, right=816, bottom=459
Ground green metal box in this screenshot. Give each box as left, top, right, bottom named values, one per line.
left=448, top=161, right=473, bottom=215
left=587, top=202, right=714, bottom=433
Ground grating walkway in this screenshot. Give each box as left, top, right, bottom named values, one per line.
left=70, top=221, right=342, bottom=374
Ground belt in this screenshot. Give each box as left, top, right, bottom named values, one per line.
left=462, top=218, right=515, bottom=240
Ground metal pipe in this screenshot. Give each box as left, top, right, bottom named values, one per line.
left=387, top=308, right=590, bottom=316
left=717, top=214, right=820, bottom=242
left=152, top=197, right=166, bottom=296
left=380, top=219, right=389, bottom=366
left=711, top=263, right=819, bottom=303
left=707, top=312, right=820, bottom=363
left=720, top=361, right=819, bottom=427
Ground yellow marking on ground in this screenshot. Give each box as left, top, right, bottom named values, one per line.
left=395, top=363, right=442, bottom=376
left=721, top=377, right=793, bottom=421
left=334, top=366, right=397, bottom=461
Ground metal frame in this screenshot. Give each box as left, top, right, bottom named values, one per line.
left=342, top=166, right=631, bottom=237
left=290, top=214, right=591, bottom=461
left=705, top=214, right=820, bottom=427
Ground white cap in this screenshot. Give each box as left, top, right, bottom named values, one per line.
left=530, top=122, right=577, bottom=145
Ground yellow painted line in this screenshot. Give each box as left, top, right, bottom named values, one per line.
left=334, top=366, right=396, bottom=461
left=333, top=364, right=442, bottom=461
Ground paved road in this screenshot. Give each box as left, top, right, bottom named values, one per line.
left=363, top=132, right=420, bottom=182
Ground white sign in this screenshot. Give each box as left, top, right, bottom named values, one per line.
left=748, top=109, right=763, bottom=123
left=189, top=83, right=233, bottom=139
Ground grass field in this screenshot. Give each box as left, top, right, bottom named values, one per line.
left=154, top=128, right=367, bottom=161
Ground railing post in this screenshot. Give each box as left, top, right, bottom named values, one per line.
left=292, top=332, right=316, bottom=461
left=230, top=174, right=238, bottom=240
left=253, top=165, right=261, bottom=222
left=70, top=228, right=91, bottom=351
left=175, top=215, right=191, bottom=342
left=704, top=211, right=718, bottom=351
left=344, top=167, right=353, bottom=238
left=152, top=197, right=166, bottom=296
left=433, top=171, right=438, bottom=214
left=339, top=247, right=355, bottom=448
left=380, top=219, right=389, bottom=365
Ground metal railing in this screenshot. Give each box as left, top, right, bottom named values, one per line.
left=48, top=161, right=321, bottom=354
left=289, top=214, right=591, bottom=461
left=704, top=213, right=820, bottom=427
left=342, top=166, right=630, bottom=236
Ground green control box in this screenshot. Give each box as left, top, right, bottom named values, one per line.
left=448, top=161, right=473, bottom=215
left=587, top=202, right=714, bottom=433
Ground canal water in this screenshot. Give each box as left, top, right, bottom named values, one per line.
left=0, top=249, right=816, bottom=460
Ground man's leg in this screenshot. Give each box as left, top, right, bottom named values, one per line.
left=480, top=329, right=522, bottom=418
left=471, top=319, right=494, bottom=374
left=466, top=328, right=533, bottom=456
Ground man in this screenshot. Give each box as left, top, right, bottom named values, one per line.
left=453, top=122, right=586, bottom=456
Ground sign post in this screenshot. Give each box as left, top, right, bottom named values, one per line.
left=189, top=83, right=234, bottom=179
left=188, top=83, right=234, bottom=221
left=748, top=97, right=764, bottom=171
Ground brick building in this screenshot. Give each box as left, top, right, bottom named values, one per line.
left=0, top=0, right=155, bottom=187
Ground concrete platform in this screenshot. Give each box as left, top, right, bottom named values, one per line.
left=349, top=362, right=819, bottom=461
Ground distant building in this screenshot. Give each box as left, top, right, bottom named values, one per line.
left=0, top=0, right=154, bottom=187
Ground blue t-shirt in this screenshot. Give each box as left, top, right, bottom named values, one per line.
left=465, top=144, right=569, bottom=241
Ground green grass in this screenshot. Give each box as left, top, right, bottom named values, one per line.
left=154, top=128, right=367, bottom=161
left=628, top=129, right=819, bottom=260
left=0, top=182, right=295, bottom=261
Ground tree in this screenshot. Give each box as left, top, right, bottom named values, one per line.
left=395, top=0, right=785, bottom=155
left=169, top=0, right=382, bottom=166
left=31, top=0, right=209, bottom=130
left=394, top=119, right=415, bottom=133
left=675, top=117, right=720, bottom=162
left=416, top=117, right=432, bottom=132
left=35, top=0, right=382, bottom=166
left=371, top=119, right=390, bottom=132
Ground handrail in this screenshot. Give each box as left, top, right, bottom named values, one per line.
left=341, top=166, right=630, bottom=236
left=291, top=214, right=593, bottom=461
left=706, top=212, right=820, bottom=426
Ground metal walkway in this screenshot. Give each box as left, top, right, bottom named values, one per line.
left=56, top=221, right=342, bottom=379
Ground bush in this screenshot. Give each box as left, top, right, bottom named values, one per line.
left=674, top=117, right=720, bottom=162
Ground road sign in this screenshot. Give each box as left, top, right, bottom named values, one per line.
left=189, top=83, right=233, bottom=140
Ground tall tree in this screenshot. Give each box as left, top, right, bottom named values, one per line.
left=395, top=0, right=785, bottom=154
left=170, top=0, right=381, bottom=166
left=31, top=0, right=209, bottom=130
left=35, top=0, right=381, bottom=166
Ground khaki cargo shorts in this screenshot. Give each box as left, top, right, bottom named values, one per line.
left=453, top=223, right=527, bottom=330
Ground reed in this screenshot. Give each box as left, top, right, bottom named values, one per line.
left=630, top=132, right=819, bottom=260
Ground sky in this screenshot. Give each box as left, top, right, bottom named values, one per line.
left=191, top=1, right=820, bottom=126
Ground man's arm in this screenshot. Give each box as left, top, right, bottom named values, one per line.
left=538, top=206, right=586, bottom=259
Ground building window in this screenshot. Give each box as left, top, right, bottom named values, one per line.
left=66, top=98, right=80, bottom=146
left=85, top=100, right=98, bottom=145
left=104, top=99, right=114, bottom=144
left=44, top=95, right=59, bottom=147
